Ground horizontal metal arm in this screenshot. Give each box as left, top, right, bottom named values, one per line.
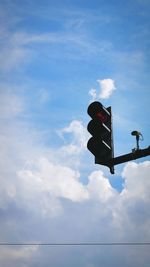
left=108, top=146, right=150, bottom=167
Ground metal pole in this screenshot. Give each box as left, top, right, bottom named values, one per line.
left=136, top=135, right=139, bottom=150
left=107, top=106, right=115, bottom=174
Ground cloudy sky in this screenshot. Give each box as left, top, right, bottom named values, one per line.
left=0, top=0, right=150, bottom=266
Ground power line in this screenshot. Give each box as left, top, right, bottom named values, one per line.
left=0, top=242, right=150, bottom=246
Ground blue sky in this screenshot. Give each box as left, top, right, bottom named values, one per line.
left=0, top=0, right=150, bottom=266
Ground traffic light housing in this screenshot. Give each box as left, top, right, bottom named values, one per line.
left=87, top=101, right=114, bottom=174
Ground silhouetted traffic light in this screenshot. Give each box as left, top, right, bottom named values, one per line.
left=87, top=101, right=114, bottom=174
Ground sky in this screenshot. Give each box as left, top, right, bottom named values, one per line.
left=0, top=0, right=150, bottom=266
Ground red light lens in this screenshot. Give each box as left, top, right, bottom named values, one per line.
left=96, top=112, right=108, bottom=123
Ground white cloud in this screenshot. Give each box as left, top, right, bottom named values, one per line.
left=18, top=157, right=89, bottom=207
left=87, top=170, right=118, bottom=202
left=89, top=78, right=116, bottom=101
left=121, top=161, right=150, bottom=201
left=89, top=88, right=97, bottom=101
left=0, top=91, right=88, bottom=216
left=112, top=161, right=150, bottom=234
left=0, top=90, right=150, bottom=267
left=97, top=78, right=116, bottom=99
left=59, top=120, right=88, bottom=154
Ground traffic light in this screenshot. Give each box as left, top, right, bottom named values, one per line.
left=87, top=101, right=114, bottom=174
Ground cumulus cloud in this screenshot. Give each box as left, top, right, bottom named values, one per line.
left=18, top=157, right=89, bottom=207
left=121, top=161, right=150, bottom=201
left=59, top=120, right=88, bottom=155
left=0, top=90, right=150, bottom=267
left=89, top=78, right=116, bottom=100
left=87, top=170, right=118, bottom=202
left=97, top=78, right=116, bottom=99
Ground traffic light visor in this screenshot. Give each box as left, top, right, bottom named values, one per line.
left=87, top=101, right=110, bottom=123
